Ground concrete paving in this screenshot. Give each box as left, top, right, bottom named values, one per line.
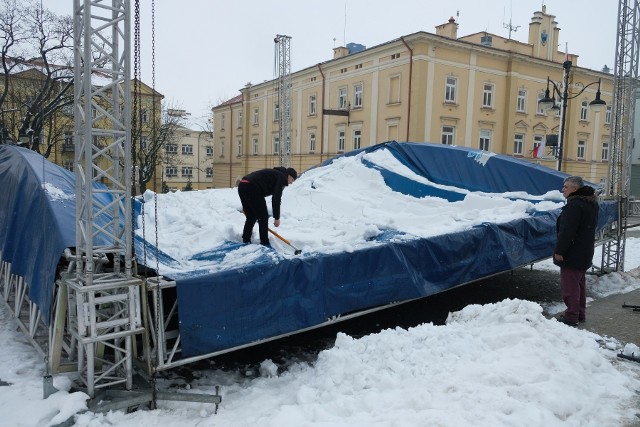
left=577, top=287, right=640, bottom=346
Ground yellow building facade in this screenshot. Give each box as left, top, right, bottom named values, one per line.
left=212, top=6, right=613, bottom=189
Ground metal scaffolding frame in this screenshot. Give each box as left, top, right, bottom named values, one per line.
left=275, top=34, right=292, bottom=168
left=603, top=0, right=640, bottom=272
left=69, top=0, right=143, bottom=397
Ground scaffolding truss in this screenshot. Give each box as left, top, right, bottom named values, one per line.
left=274, top=34, right=292, bottom=168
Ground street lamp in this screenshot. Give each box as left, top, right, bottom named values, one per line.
left=538, top=60, right=606, bottom=171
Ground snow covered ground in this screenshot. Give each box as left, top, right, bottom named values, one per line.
left=3, top=147, right=640, bottom=426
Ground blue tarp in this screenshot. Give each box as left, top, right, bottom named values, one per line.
left=0, top=142, right=618, bottom=355
left=175, top=142, right=617, bottom=357
left=0, top=145, right=118, bottom=324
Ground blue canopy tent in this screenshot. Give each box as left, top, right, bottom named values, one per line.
left=0, top=142, right=618, bottom=358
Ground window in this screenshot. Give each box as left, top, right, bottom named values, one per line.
left=445, top=77, right=457, bottom=103
left=580, top=101, right=588, bottom=121
left=205, top=146, right=213, bottom=156
left=220, top=113, right=226, bottom=130
left=309, top=94, right=317, bottom=115
left=577, top=140, right=586, bottom=159
left=482, top=83, right=494, bottom=108
left=63, top=160, right=74, bottom=172
left=182, top=144, right=193, bottom=155
left=252, top=138, right=259, bottom=155
left=206, top=167, right=213, bottom=178
left=479, top=129, right=491, bottom=151
left=533, top=135, right=544, bottom=155
left=141, top=109, right=148, bottom=123
left=353, top=128, right=362, bottom=150
left=338, top=87, right=348, bottom=109
left=389, top=75, right=401, bottom=104
left=140, top=136, right=148, bottom=152
left=337, top=129, right=346, bottom=152
left=605, top=106, right=612, bottom=124
left=165, top=166, right=177, bottom=177
left=181, top=167, right=193, bottom=177
left=253, top=108, right=259, bottom=125
left=274, top=103, right=280, bottom=121
left=517, top=89, right=527, bottom=112
left=536, top=92, right=546, bottom=115
left=220, top=140, right=225, bottom=157
left=309, top=131, right=316, bottom=153
left=165, top=143, right=177, bottom=153
left=441, top=126, right=455, bottom=145
left=513, top=133, right=524, bottom=155
left=236, top=138, right=242, bottom=157
left=273, top=135, right=280, bottom=155
left=602, top=140, right=609, bottom=161
left=354, top=83, right=363, bottom=108
left=64, top=131, right=73, bottom=145
left=237, top=110, right=243, bottom=127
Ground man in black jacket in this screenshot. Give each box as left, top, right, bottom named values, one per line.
left=238, top=167, right=297, bottom=246
left=553, top=176, right=599, bottom=327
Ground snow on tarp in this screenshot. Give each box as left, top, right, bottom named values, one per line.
left=0, top=142, right=618, bottom=353
left=0, top=145, right=119, bottom=324
left=172, top=142, right=618, bottom=357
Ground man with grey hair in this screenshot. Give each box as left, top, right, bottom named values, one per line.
left=553, top=176, right=599, bottom=327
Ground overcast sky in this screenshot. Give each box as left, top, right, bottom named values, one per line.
left=47, top=0, right=617, bottom=128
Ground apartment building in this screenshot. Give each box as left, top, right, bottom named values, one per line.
left=212, top=6, right=614, bottom=189
left=162, top=123, right=214, bottom=191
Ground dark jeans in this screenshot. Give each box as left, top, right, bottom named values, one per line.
left=560, top=267, right=586, bottom=322
left=238, top=181, right=270, bottom=245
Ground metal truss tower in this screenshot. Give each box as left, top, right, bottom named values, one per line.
left=275, top=34, right=292, bottom=168
left=70, top=0, right=143, bottom=397
left=602, top=0, right=640, bottom=272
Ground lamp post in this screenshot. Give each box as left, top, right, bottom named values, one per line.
left=538, top=60, right=606, bottom=171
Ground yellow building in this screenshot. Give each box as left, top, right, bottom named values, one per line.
left=212, top=6, right=613, bottom=189
left=161, top=122, right=214, bottom=191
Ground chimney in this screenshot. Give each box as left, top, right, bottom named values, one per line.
left=333, top=46, right=349, bottom=59
left=436, top=17, right=458, bottom=39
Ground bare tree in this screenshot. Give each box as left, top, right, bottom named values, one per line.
left=0, top=0, right=74, bottom=156
left=132, top=103, right=186, bottom=195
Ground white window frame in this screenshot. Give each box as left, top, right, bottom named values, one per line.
left=165, top=166, right=177, bottom=177
left=602, top=140, right=609, bottom=161
left=482, top=83, right=494, bottom=108
left=337, top=129, right=346, bottom=152
left=479, top=129, right=491, bottom=151
left=516, top=89, right=527, bottom=113
left=577, top=139, right=586, bottom=159
left=236, top=138, right=242, bottom=157
left=274, top=103, right=280, bottom=121
left=181, top=144, right=193, bottom=155
left=513, top=133, right=524, bottom=155
left=441, top=126, right=455, bottom=145
left=605, top=106, right=612, bottom=125
left=237, top=110, right=242, bottom=128
left=353, top=83, right=363, bottom=108
left=166, top=143, right=177, bottom=154
left=536, top=92, right=546, bottom=115
left=445, top=77, right=457, bottom=103
left=308, top=131, right=316, bottom=153
left=309, top=94, right=317, bottom=115
left=253, top=108, right=259, bottom=125
left=580, top=101, right=588, bottom=121
left=206, top=167, right=213, bottom=178
left=353, top=128, right=362, bottom=150
left=252, top=137, right=259, bottom=155
left=338, top=87, right=348, bottom=109
left=181, top=167, right=193, bottom=177
left=533, top=134, right=544, bottom=154
left=220, top=113, right=225, bottom=130
left=273, top=135, right=280, bottom=155
left=205, top=146, right=213, bottom=156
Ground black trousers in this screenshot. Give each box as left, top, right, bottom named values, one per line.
left=238, top=181, right=270, bottom=245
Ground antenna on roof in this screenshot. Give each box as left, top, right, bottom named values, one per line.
left=503, top=2, right=520, bottom=40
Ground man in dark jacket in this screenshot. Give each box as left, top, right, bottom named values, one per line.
left=238, top=167, right=297, bottom=246
left=553, top=176, right=599, bottom=327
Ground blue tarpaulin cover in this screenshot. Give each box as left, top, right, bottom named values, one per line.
left=0, top=142, right=618, bottom=355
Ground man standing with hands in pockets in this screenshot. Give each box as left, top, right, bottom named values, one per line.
left=553, top=176, right=599, bottom=327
